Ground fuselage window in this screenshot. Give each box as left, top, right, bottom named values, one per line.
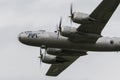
left=110, top=40, right=114, bottom=45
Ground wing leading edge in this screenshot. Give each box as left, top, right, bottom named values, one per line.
left=77, top=0, right=120, bottom=34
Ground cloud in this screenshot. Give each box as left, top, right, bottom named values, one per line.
left=0, top=0, right=75, bottom=27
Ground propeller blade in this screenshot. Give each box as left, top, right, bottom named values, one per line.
left=56, top=25, right=59, bottom=38
left=38, top=57, right=42, bottom=67
left=40, top=48, right=42, bottom=56
left=57, top=17, right=62, bottom=38
left=39, top=48, right=43, bottom=67
left=59, top=17, right=62, bottom=32
left=70, top=3, right=73, bottom=17
left=70, top=18, right=72, bottom=25
left=45, top=48, right=47, bottom=56
left=57, top=31, right=60, bottom=38
left=69, top=3, right=74, bottom=25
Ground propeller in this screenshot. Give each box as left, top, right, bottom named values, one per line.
left=44, top=48, right=47, bottom=56
left=69, top=3, right=74, bottom=24
left=38, top=48, right=43, bottom=66
left=57, top=17, right=62, bottom=38
left=38, top=47, right=48, bottom=69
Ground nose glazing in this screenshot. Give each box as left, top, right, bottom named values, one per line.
left=18, top=32, right=27, bottom=42
left=18, top=33, right=22, bottom=41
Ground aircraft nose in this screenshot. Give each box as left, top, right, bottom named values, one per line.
left=18, top=32, right=27, bottom=42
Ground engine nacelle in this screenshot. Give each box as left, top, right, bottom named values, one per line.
left=72, top=12, right=95, bottom=24
left=42, top=54, right=67, bottom=64
left=47, top=48, right=62, bottom=55
left=47, top=48, right=87, bottom=56
left=60, top=26, right=77, bottom=37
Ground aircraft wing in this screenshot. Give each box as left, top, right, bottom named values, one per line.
left=46, top=51, right=87, bottom=76
left=77, top=0, right=120, bottom=34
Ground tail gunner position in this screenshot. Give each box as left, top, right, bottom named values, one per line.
left=18, top=0, right=120, bottom=76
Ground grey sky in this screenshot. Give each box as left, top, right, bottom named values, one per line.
left=0, top=0, right=120, bottom=80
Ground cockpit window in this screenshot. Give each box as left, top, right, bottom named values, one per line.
left=39, top=30, right=46, bottom=33
left=25, top=31, right=32, bottom=33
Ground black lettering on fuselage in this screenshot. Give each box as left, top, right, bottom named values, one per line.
left=28, top=33, right=38, bottom=38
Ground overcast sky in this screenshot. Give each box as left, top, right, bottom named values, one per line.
left=0, top=0, right=120, bottom=80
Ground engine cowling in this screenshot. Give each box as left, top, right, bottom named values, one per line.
left=42, top=54, right=67, bottom=64
left=47, top=48, right=62, bottom=55
left=72, top=12, right=95, bottom=24
left=60, top=26, right=77, bottom=37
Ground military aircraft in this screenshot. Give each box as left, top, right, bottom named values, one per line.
left=18, top=0, right=120, bottom=76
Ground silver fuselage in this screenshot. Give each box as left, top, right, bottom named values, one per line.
left=18, top=31, right=120, bottom=51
